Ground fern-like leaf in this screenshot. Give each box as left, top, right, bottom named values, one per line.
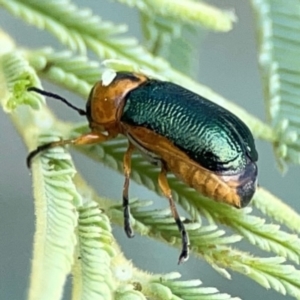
left=26, top=48, right=99, bottom=96
left=73, top=201, right=116, bottom=300
left=147, top=272, right=241, bottom=300
left=74, top=167, right=300, bottom=298
left=139, top=11, right=203, bottom=76
left=251, top=0, right=300, bottom=166
left=28, top=135, right=81, bottom=300
left=115, top=0, right=237, bottom=31
left=253, top=188, right=300, bottom=233
left=0, top=51, right=44, bottom=110
left=0, top=51, right=80, bottom=300
left=17, top=47, right=300, bottom=297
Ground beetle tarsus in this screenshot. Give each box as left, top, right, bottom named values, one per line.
left=178, top=247, right=189, bottom=265
left=124, top=205, right=134, bottom=238
left=176, top=219, right=189, bottom=264
left=26, top=142, right=55, bottom=168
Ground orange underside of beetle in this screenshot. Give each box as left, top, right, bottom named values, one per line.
left=122, top=124, right=242, bottom=208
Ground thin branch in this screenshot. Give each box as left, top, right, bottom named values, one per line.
left=116, top=0, right=237, bottom=31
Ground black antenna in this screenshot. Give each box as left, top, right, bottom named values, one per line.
left=28, top=87, right=87, bottom=116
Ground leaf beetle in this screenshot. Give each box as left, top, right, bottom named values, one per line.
left=27, top=71, right=258, bottom=264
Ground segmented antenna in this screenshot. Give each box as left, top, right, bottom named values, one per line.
left=28, top=87, right=86, bottom=116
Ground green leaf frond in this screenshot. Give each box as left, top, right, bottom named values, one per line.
left=0, top=29, right=15, bottom=55
left=28, top=134, right=81, bottom=300
left=145, top=272, right=241, bottom=300
left=189, top=193, right=300, bottom=264
left=251, top=0, right=300, bottom=167
left=211, top=255, right=300, bottom=298
left=73, top=167, right=300, bottom=298
left=139, top=12, right=183, bottom=55
left=26, top=48, right=100, bottom=97
left=253, top=188, right=300, bottom=233
left=115, top=0, right=237, bottom=32
left=0, top=50, right=79, bottom=299
left=73, top=201, right=117, bottom=299
left=0, top=50, right=44, bottom=111
left=139, top=12, right=202, bottom=76
left=2, top=0, right=274, bottom=141
left=0, top=0, right=127, bottom=54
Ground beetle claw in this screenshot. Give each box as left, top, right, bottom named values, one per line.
left=124, top=206, right=134, bottom=238
left=178, top=249, right=189, bottom=265
left=124, top=222, right=134, bottom=238
left=124, top=224, right=134, bottom=238
left=178, top=228, right=189, bottom=264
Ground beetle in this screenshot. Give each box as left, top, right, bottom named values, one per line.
left=27, top=71, right=258, bottom=264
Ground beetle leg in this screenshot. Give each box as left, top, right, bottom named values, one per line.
left=158, top=164, right=189, bottom=264
left=122, top=142, right=135, bottom=238
left=27, top=132, right=115, bottom=168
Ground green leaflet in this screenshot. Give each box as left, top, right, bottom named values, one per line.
left=115, top=0, right=236, bottom=31
left=73, top=201, right=116, bottom=300
left=29, top=135, right=81, bottom=300
left=0, top=51, right=44, bottom=111
left=139, top=12, right=202, bottom=77
left=251, top=0, right=300, bottom=167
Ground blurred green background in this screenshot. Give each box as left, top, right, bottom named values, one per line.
left=0, top=1, right=299, bottom=299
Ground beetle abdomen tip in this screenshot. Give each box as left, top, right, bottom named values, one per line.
left=236, top=160, right=258, bottom=207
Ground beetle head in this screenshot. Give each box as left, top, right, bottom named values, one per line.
left=86, top=72, right=148, bottom=132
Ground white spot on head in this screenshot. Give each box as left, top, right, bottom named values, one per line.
left=102, top=69, right=117, bottom=86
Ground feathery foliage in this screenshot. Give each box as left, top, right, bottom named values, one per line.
left=115, top=0, right=237, bottom=31
left=73, top=201, right=116, bottom=299
left=251, top=0, right=300, bottom=168
left=1, top=0, right=300, bottom=299
left=28, top=135, right=81, bottom=300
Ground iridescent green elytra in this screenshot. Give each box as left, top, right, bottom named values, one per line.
left=121, top=79, right=258, bottom=176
